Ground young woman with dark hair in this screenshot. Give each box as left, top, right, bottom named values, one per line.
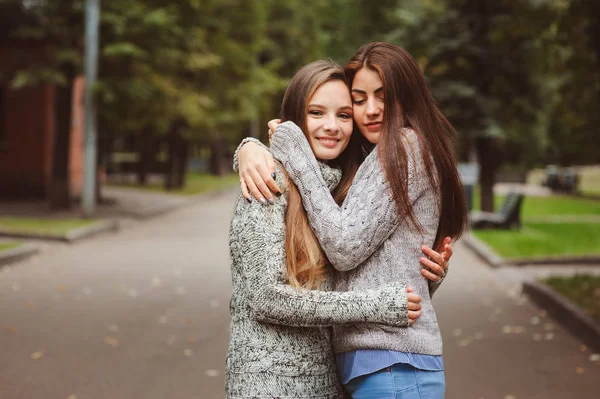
left=226, top=59, right=434, bottom=399
left=236, top=42, right=467, bottom=397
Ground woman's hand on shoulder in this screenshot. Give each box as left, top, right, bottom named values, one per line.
left=420, top=237, right=453, bottom=282
left=239, top=144, right=280, bottom=205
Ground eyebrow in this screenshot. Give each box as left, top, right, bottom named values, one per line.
left=308, top=104, right=353, bottom=111
left=351, top=87, right=383, bottom=95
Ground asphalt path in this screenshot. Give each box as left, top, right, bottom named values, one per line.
left=1, top=188, right=598, bottom=398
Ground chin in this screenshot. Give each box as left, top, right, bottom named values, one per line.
left=358, top=128, right=381, bottom=144
left=314, top=148, right=342, bottom=161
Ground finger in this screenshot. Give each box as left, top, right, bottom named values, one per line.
left=407, top=293, right=422, bottom=304
left=267, top=119, right=281, bottom=132
left=433, top=236, right=451, bottom=253
left=443, top=244, right=454, bottom=262
left=420, top=257, right=444, bottom=277
left=242, top=172, right=266, bottom=204
left=248, top=167, right=275, bottom=202
left=421, top=245, right=444, bottom=265
left=261, top=156, right=281, bottom=194
left=408, top=310, right=421, bottom=322
left=407, top=301, right=422, bottom=311
left=421, top=268, right=441, bottom=282
left=240, top=179, right=251, bottom=200
left=406, top=286, right=414, bottom=293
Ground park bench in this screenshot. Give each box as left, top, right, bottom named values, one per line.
left=470, top=192, right=525, bottom=230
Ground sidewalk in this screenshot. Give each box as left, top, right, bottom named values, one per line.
left=0, top=189, right=598, bottom=398
left=437, top=241, right=600, bottom=398
left=0, top=186, right=199, bottom=221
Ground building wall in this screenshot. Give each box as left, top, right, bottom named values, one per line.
left=0, top=78, right=85, bottom=199
left=0, top=83, right=55, bottom=198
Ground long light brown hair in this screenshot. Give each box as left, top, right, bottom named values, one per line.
left=280, top=60, right=350, bottom=289
left=339, top=42, right=467, bottom=249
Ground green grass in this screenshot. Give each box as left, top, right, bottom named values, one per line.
left=471, top=187, right=600, bottom=217
left=544, top=274, right=600, bottom=323
left=109, top=173, right=239, bottom=196
left=0, top=218, right=96, bottom=236
left=0, top=242, right=21, bottom=252
left=472, top=223, right=600, bottom=258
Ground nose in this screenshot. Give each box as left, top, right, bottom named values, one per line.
left=323, top=114, right=339, bottom=134
left=366, top=97, right=381, bottom=117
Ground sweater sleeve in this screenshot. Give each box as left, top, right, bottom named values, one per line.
left=233, top=183, right=409, bottom=328
left=271, top=121, right=429, bottom=272
left=428, top=268, right=448, bottom=297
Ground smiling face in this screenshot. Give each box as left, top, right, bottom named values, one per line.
left=351, top=67, right=385, bottom=144
left=305, top=80, right=354, bottom=161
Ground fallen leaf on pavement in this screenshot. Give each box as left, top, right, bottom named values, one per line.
left=184, top=349, right=193, bottom=357
left=575, top=367, right=585, bottom=374
left=104, top=336, right=119, bottom=347
left=30, top=351, right=44, bottom=360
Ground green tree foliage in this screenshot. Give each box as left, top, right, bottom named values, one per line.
left=2, top=0, right=599, bottom=200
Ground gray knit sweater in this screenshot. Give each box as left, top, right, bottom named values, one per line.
left=226, top=162, right=411, bottom=398
left=270, top=121, right=444, bottom=356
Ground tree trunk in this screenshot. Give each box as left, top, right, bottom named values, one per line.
left=136, top=128, right=152, bottom=185
left=164, top=132, right=176, bottom=191
left=476, top=137, right=498, bottom=212
left=208, top=139, right=228, bottom=176
left=176, top=141, right=189, bottom=189
left=48, top=65, right=75, bottom=209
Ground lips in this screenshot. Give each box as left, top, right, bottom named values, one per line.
left=316, top=137, right=341, bottom=148
left=364, top=122, right=382, bottom=132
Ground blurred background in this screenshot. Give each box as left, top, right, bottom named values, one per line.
left=0, top=0, right=598, bottom=209
left=0, top=1, right=599, bottom=398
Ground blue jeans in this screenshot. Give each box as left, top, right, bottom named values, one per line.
left=344, top=363, right=445, bottom=398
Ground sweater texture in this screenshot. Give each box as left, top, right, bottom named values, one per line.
left=226, top=162, right=410, bottom=398
left=270, top=121, right=444, bottom=356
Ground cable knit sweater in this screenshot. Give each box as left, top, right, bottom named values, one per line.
left=226, top=162, right=411, bottom=398
left=269, top=121, right=444, bottom=356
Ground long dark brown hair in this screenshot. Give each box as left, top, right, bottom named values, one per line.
left=279, top=59, right=349, bottom=289
left=340, top=42, right=467, bottom=249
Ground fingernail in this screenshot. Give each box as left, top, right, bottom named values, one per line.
left=259, top=198, right=267, bottom=205
left=268, top=198, right=275, bottom=205
left=275, top=191, right=282, bottom=198
left=271, top=172, right=277, bottom=180
left=246, top=198, right=252, bottom=203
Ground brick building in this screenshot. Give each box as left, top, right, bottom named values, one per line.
left=0, top=47, right=85, bottom=200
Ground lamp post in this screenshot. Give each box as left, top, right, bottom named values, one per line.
left=82, top=0, right=100, bottom=217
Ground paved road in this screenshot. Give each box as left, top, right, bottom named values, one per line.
left=1, top=188, right=598, bottom=399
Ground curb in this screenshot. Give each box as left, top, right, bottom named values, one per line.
left=463, top=234, right=504, bottom=268
left=0, top=243, right=40, bottom=267
left=464, top=233, right=600, bottom=267
left=65, top=219, right=120, bottom=242
left=0, top=220, right=119, bottom=243
left=523, top=280, right=600, bottom=352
